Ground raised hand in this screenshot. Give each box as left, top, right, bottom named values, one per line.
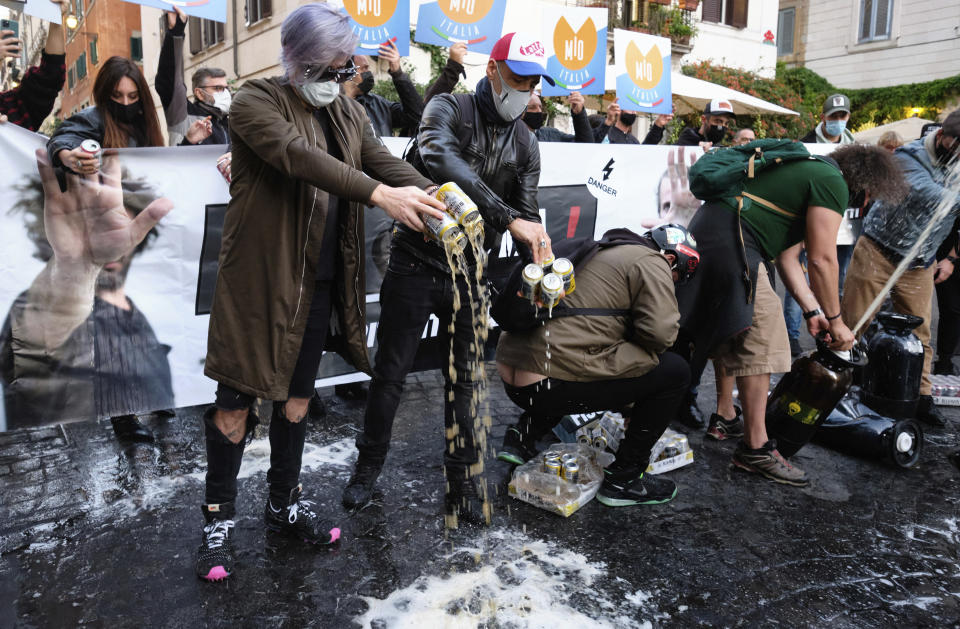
left=1, top=31, right=21, bottom=59
left=36, top=148, right=173, bottom=267
left=378, top=39, right=402, bottom=73
left=449, top=42, right=467, bottom=65
left=186, top=115, right=213, bottom=144
left=568, top=91, right=585, bottom=115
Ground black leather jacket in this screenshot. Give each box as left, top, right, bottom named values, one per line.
left=395, top=79, right=541, bottom=273
left=356, top=70, right=424, bottom=137
left=47, top=106, right=143, bottom=169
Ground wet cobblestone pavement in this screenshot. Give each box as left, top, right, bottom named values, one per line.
left=2, top=362, right=960, bottom=628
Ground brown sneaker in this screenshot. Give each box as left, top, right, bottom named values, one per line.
left=732, top=440, right=809, bottom=487
left=706, top=407, right=744, bottom=441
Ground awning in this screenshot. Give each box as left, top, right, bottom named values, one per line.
left=602, top=67, right=799, bottom=116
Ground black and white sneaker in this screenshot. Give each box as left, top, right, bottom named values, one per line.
left=596, top=468, right=677, bottom=507
left=196, top=504, right=235, bottom=582
left=264, top=484, right=341, bottom=545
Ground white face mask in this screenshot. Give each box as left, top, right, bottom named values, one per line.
left=212, top=89, right=232, bottom=114
left=492, top=63, right=532, bottom=122
left=298, top=80, right=339, bottom=109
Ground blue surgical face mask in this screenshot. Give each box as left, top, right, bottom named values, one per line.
left=824, top=118, right=847, bottom=137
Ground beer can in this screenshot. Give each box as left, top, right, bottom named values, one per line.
left=424, top=212, right=465, bottom=251
left=577, top=433, right=592, bottom=446
left=435, top=182, right=482, bottom=234
left=562, top=461, right=579, bottom=483
left=543, top=459, right=562, bottom=476
left=675, top=436, right=689, bottom=452
left=560, top=453, right=578, bottom=466
left=540, top=254, right=555, bottom=273
left=551, top=258, right=575, bottom=294
left=79, top=139, right=102, bottom=168
left=539, top=273, right=563, bottom=309
left=593, top=434, right=608, bottom=450
left=521, top=264, right=543, bottom=302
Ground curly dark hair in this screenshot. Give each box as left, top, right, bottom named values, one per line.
left=8, top=168, right=161, bottom=263
left=829, top=144, right=908, bottom=206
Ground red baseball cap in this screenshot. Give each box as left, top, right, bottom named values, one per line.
left=490, top=32, right=555, bottom=86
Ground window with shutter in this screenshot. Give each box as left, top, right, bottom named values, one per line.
left=77, top=52, right=86, bottom=79
left=858, top=0, right=892, bottom=42
left=68, top=67, right=75, bottom=90
left=777, top=7, right=795, bottom=56
left=189, top=17, right=202, bottom=54
left=725, top=0, right=748, bottom=28
left=89, top=38, right=98, bottom=65
left=701, top=0, right=722, bottom=23
left=130, top=35, right=143, bottom=62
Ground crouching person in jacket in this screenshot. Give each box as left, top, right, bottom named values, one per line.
left=496, top=226, right=698, bottom=507
left=195, top=3, right=446, bottom=583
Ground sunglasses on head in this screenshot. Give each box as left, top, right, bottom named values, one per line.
left=303, top=58, right=357, bottom=84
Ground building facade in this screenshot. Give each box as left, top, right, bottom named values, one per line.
left=777, top=0, right=960, bottom=89
left=60, top=0, right=145, bottom=117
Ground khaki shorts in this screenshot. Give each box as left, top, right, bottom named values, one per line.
left=713, top=265, right=793, bottom=378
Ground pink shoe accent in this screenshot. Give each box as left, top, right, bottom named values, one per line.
left=202, top=566, right=230, bottom=581
left=329, top=527, right=341, bottom=543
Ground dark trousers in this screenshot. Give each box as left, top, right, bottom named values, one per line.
left=358, top=246, right=484, bottom=470
left=205, top=281, right=333, bottom=506
left=936, top=269, right=960, bottom=370
left=502, top=352, right=690, bottom=469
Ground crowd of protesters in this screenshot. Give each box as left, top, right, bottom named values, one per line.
left=1, top=1, right=958, bottom=584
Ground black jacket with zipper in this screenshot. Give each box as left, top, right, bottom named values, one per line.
left=395, top=78, right=542, bottom=274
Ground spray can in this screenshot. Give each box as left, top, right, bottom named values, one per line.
left=551, top=258, right=575, bottom=294
left=521, top=264, right=543, bottom=302
left=539, top=273, right=563, bottom=309
left=435, top=182, right=483, bottom=235
left=79, top=139, right=102, bottom=169
left=424, top=212, right=465, bottom=252
left=765, top=335, right=866, bottom=458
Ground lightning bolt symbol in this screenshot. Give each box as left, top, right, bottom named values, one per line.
left=602, top=158, right=615, bottom=181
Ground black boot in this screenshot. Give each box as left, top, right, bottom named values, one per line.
left=110, top=414, right=154, bottom=443
left=444, top=466, right=491, bottom=529
left=342, top=457, right=383, bottom=509
left=308, top=390, right=327, bottom=419
left=916, top=395, right=947, bottom=428
left=675, top=392, right=705, bottom=430
left=335, top=382, right=368, bottom=400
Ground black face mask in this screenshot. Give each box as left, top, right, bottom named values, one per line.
left=619, top=112, right=637, bottom=127
left=935, top=136, right=958, bottom=166
left=357, top=71, right=375, bottom=95
left=524, top=111, right=545, bottom=130
left=106, top=99, right=143, bottom=125
left=705, top=124, right=726, bottom=143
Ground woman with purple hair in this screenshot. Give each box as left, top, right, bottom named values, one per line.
left=194, top=3, right=446, bottom=582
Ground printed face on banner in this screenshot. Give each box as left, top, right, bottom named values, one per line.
left=541, top=6, right=606, bottom=97
left=120, top=0, right=227, bottom=23
left=413, top=0, right=507, bottom=55
left=344, top=0, right=410, bottom=57
left=614, top=29, right=671, bottom=115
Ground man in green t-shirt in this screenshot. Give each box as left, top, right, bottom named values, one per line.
left=675, top=144, right=907, bottom=486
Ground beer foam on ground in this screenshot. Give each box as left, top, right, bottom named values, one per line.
left=234, top=437, right=356, bottom=479
left=355, top=528, right=653, bottom=628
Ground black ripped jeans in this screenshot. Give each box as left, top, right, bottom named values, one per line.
left=205, top=281, right=333, bottom=508
left=502, top=352, right=690, bottom=469
left=357, top=245, right=485, bottom=472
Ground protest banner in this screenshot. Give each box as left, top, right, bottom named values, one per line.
left=413, top=0, right=506, bottom=55
left=120, top=0, right=227, bottom=23
left=613, top=28, right=672, bottom=115
left=0, top=126, right=836, bottom=432
left=540, top=5, right=606, bottom=97
left=343, top=0, right=410, bottom=57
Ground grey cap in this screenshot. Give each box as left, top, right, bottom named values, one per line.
left=823, top=94, right=851, bottom=116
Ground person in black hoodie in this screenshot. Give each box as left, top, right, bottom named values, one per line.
left=677, top=98, right=736, bottom=147
left=155, top=8, right=230, bottom=147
